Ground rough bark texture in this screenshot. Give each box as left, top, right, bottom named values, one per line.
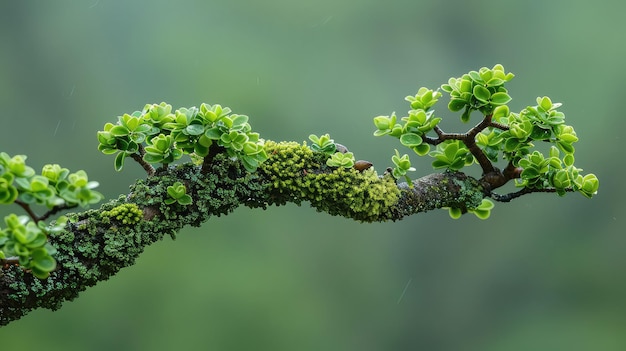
left=0, top=141, right=487, bottom=326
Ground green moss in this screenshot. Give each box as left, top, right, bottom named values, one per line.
left=100, top=203, right=143, bottom=225
left=259, top=141, right=400, bottom=222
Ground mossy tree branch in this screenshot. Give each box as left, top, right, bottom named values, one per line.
left=1, top=141, right=488, bottom=326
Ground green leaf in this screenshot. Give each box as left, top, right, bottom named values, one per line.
left=473, top=85, right=491, bottom=103
left=444, top=142, right=459, bottom=161
left=468, top=71, right=482, bottom=84
left=492, top=105, right=509, bottom=120
left=431, top=159, right=449, bottom=169
left=558, top=141, right=575, bottom=154
left=559, top=133, right=578, bottom=143
left=485, top=78, right=504, bottom=87
left=521, top=167, right=539, bottom=178
left=412, top=143, right=430, bottom=156
left=563, top=154, right=575, bottom=167
left=579, top=173, right=599, bottom=198
left=185, top=124, right=205, bottom=136
left=177, top=194, right=193, bottom=205
left=448, top=207, right=462, bottom=219
left=539, top=96, right=553, bottom=111
left=205, top=127, right=223, bottom=140
left=461, top=107, right=472, bottom=123
left=114, top=152, right=126, bottom=172
left=373, top=129, right=390, bottom=137
left=26, top=231, right=48, bottom=249
left=448, top=98, right=467, bottom=112
left=399, top=133, right=423, bottom=147
left=490, top=92, right=511, bottom=105
left=109, top=125, right=130, bottom=137
left=373, top=115, right=393, bottom=131
left=472, top=209, right=490, bottom=219
left=326, top=152, right=355, bottom=168
left=231, top=114, right=249, bottom=129
left=31, top=254, right=56, bottom=273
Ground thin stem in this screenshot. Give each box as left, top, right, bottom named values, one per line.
left=130, top=152, right=155, bottom=176
left=467, top=140, right=495, bottom=174
left=201, top=144, right=225, bottom=174
left=40, top=203, right=78, bottom=222
left=13, top=200, right=40, bottom=222
left=428, top=114, right=497, bottom=175
left=466, top=114, right=498, bottom=174
left=433, top=126, right=445, bottom=138
left=490, top=187, right=573, bottom=202
left=488, top=121, right=509, bottom=131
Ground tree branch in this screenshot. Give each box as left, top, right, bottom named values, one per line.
left=490, top=187, right=573, bottom=202
left=426, top=114, right=498, bottom=176
left=0, top=141, right=488, bottom=326
left=130, top=146, right=155, bottom=176
left=13, top=200, right=40, bottom=222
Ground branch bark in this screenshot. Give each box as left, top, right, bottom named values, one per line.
left=0, top=141, right=488, bottom=326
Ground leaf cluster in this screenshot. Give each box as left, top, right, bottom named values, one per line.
left=0, top=214, right=66, bottom=279
left=372, top=64, right=599, bottom=218
left=373, top=87, right=443, bottom=156
left=308, top=134, right=361, bottom=170
left=441, top=64, right=514, bottom=121
left=517, top=147, right=599, bottom=198
left=165, top=181, right=193, bottom=205
left=391, top=149, right=415, bottom=185
left=446, top=199, right=495, bottom=220
left=97, top=102, right=268, bottom=172
left=308, top=134, right=337, bottom=155
left=429, top=141, right=473, bottom=171
left=1, top=153, right=103, bottom=278
left=326, top=152, right=355, bottom=169
left=0, top=154, right=102, bottom=209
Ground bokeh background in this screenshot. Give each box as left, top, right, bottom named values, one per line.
left=1, top=1, right=624, bottom=350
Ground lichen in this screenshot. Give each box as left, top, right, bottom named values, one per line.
left=450, top=174, right=485, bottom=211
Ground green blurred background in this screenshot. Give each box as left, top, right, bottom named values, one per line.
left=1, top=0, right=625, bottom=350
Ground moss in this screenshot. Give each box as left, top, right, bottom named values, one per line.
left=100, top=203, right=143, bottom=225
left=259, top=141, right=400, bottom=222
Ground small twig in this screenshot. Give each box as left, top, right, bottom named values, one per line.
left=426, top=114, right=498, bottom=175
left=201, top=144, right=225, bottom=174
left=488, top=121, right=509, bottom=131
left=490, top=187, right=532, bottom=202
left=423, top=129, right=465, bottom=145
left=490, top=187, right=573, bottom=202
left=40, top=203, right=78, bottom=222
left=466, top=140, right=496, bottom=175
left=13, top=200, right=40, bottom=222
left=433, top=126, right=445, bottom=138
left=465, top=114, right=498, bottom=174
left=130, top=152, right=155, bottom=176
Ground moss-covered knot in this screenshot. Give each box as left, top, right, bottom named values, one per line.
left=100, top=203, right=143, bottom=225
